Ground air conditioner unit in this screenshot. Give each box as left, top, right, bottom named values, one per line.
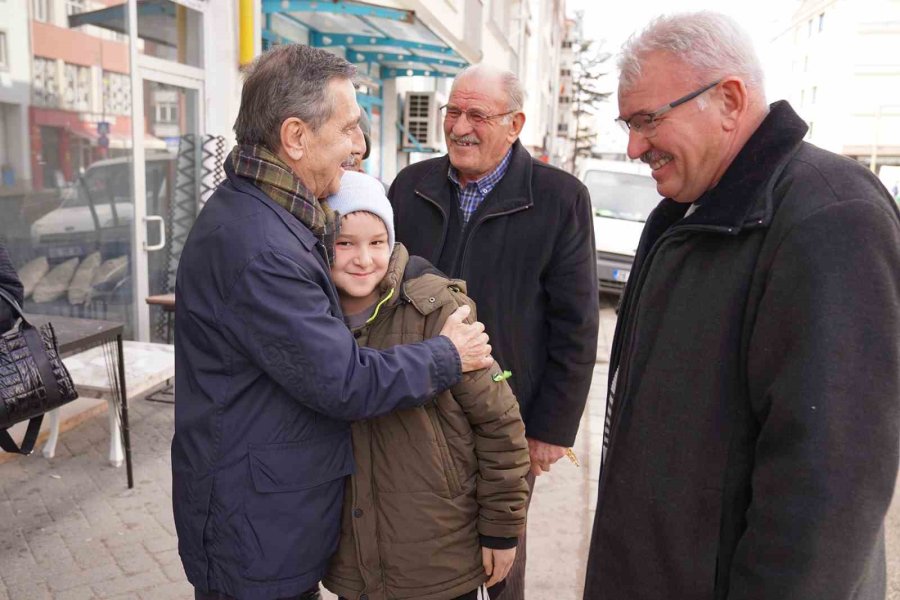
left=402, top=91, right=445, bottom=152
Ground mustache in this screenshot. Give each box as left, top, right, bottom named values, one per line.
left=640, top=150, right=671, bottom=164
left=449, top=133, right=480, bottom=144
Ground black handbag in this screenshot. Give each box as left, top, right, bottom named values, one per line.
left=0, top=287, right=79, bottom=454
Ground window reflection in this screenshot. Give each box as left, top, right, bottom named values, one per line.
left=1, top=0, right=136, bottom=333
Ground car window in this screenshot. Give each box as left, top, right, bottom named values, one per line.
left=64, top=157, right=172, bottom=210
left=583, top=170, right=662, bottom=222
left=64, top=164, right=130, bottom=209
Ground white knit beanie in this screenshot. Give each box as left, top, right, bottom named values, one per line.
left=327, top=170, right=395, bottom=250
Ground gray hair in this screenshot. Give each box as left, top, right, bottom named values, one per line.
left=234, top=44, right=357, bottom=152
left=618, top=11, right=765, bottom=101
left=452, top=64, right=525, bottom=115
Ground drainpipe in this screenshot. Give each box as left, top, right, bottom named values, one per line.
left=239, top=0, right=255, bottom=67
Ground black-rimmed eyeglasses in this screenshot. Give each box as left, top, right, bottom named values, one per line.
left=440, top=104, right=516, bottom=125
left=615, top=80, right=721, bottom=137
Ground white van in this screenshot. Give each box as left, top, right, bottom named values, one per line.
left=577, top=159, right=663, bottom=295
left=30, top=152, right=175, bottom=260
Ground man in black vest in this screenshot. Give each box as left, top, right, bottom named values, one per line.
left=389, top=64, right=600, bottom=599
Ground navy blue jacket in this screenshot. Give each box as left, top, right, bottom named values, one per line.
left=172, top=161, right=461, bottom=600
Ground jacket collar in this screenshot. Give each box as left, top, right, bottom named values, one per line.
left=224, top=159, right=319, bottom=252
left=678, top=100, right=808, bottom=233
left=414, top=139, right=534, bottom=219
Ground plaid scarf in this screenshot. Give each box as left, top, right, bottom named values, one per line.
left=231, top=144, right=339, bottom=265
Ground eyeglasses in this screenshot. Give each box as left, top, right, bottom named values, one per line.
left=440, top=104, right=516, bottom=125
left=615, top=80, right=721, bottom=137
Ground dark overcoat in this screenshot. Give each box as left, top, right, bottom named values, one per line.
left=585, top=101, right=900, bottom=600
left=389, top=140, right=599, bottom=447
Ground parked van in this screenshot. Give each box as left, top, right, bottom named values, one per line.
left=30, top=152, right=176, bottom=261
left=577, top=159, right=662, bottom=295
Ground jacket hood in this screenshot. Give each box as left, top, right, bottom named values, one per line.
left=373, top=244, right=467, bottom=319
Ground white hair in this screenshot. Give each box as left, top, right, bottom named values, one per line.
left=618, top=11, right=766, bottom=103
left=452, top=64, right=525, bottom=122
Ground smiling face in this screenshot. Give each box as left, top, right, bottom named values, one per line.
left=331, top=211, right=391, bottom=315
left=618, top=52, right=731, bottom=203
left=444, top=73, right=524, bottom=185
left=342, top=119, right=367, bottom=172
left=286, top=77, right=361, bottom=198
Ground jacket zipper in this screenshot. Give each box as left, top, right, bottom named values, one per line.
left=415, top=190, right=532, bottom=278
left=458, top=204, right=532, bottom=277
left=414, top=190, right=451, bottom=267
left=598, top=222, right=739, bottom=502
left=426, top=407, right=462, bottom=496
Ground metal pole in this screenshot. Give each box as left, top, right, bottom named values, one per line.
left=116, top=333, right=133, bottom=489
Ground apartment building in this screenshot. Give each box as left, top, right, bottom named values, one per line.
left=776, top=0, right=900, bottom=177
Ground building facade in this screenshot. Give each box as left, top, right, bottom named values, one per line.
left=0, top=0, right=570, bottom=343
left=775, top=0, right=900, bottom=184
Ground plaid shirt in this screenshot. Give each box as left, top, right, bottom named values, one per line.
left=231, top=144, right=340, bottom=265
left=448, top=148, right=513, bottom=224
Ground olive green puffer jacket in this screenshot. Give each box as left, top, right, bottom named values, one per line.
left=323, top=244, right=530, bottom=600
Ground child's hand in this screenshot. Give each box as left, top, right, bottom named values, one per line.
left=482, top=546, right=517, bottom=588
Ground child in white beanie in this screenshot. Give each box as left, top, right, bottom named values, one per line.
left=323, top=170, right=530, bottom=600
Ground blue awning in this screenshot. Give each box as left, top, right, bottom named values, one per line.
left=261, top=0, right=470, bottom=80
left=67, top=0, right=176, bottom=48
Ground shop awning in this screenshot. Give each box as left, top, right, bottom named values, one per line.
left=261, top=0, right=471, bottom=81
left=70, top=129, right=168, bottom=151
left=67, top=0, right=177, bottom=48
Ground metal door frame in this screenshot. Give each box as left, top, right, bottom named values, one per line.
left=127, top=0, right=207, bottom=341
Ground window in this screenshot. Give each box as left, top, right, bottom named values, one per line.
left=808, top=121, right=814, bottom=137
left=62, top=63, right=92, bottom=112
left=66, top=0, right=85, bottom=15
left=557, top=123, right=568, bottom=135
left=812, top=86, right=817, bottom=104
left=800, top=89, right=805, bottom=107
left=155, top=102, right=179, bottom=124
left=33, top=0, right=51, bottom=22
left=807, top=18, right=813, bottom=37
left=103, top=71, right=132, bottom=116
left=818, top=12, right=825, bottom=32
left=33, top=57, right=59, bottom=107
left=0, top=31, right=7, bottom=71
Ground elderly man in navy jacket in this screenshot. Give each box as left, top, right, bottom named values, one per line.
left=173, top=45, right=494, bottom=600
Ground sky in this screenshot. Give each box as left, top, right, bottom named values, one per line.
left=565, top=0, right=799, bottom=54
left=564, top=0, right=802, bottom=151
left=564, top=0, right=803, bottom=94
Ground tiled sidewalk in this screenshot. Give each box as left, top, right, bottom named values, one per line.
left=0, top=398, right=190, bottom=600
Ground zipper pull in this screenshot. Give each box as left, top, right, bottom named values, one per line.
left=491, top=370, right=512, bottom=382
